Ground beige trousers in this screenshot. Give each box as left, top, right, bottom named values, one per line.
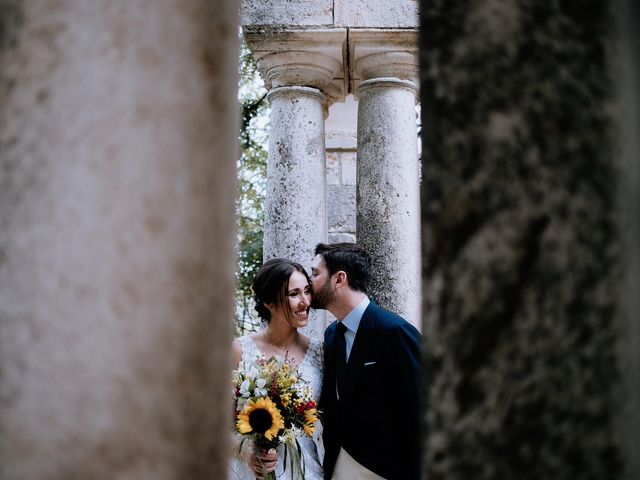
left=332, top=447, right=386, bottom=480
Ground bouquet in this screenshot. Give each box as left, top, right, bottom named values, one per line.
left=232, top=353, right=319, bottom=479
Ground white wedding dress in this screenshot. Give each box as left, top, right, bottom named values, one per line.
left=229, top=335, right=325, bottom=480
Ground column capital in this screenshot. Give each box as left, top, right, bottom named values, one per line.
left=349, top=29, right=418, bottom=91
left=243, top=28, right=347, bottom=104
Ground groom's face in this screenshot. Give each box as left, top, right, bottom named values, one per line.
left=310, top=255, right=334, bottom=309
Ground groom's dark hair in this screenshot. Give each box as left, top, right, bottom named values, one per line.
left=314, top=242, right=372, bottom=294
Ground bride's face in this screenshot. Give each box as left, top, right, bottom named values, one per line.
left=273, top=270, right=312, bottom=328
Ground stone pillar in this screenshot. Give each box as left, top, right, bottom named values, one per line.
left=244, top=30, right=346, bottom=272
left=351, top=31, right=421, bottom=327
left=243, top=30, right=345, bottom=339
left=0, top=1, right=238, bottom=478
left=420, top=1, right=635, bottom=479
left=264, top=85, right=327, bottom=269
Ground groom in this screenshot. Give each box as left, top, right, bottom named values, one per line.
left=311, top=242, right=422, bottom=480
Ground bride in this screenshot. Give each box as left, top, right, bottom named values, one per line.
left=229, top=258, right=324, bottom=480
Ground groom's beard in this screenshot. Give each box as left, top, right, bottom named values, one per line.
left=311, top=279, right=334, bottom=309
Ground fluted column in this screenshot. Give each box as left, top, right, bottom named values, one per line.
left=0, top=1, right=238, bottom=478
left=352, top=31, right=421, bottom=327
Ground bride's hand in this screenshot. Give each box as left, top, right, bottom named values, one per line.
left=247, top=447, right=277, bottom=479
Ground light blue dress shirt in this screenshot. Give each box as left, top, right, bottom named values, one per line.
left=339, top=297, right=370, bottom=362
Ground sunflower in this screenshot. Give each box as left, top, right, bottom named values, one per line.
left=236, top=397, right=284, bottom=441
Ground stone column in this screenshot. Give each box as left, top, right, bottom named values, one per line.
left=351, top=31, right=421, bottom=327
left=0, top=1, right=238, bottom=478
left=264, top=84, right=328, bottom=268
left=244, top=30, right=346, bottom=271
left=243, top=30, right=346, bottom=339
left=420, top=1, right=635, bottom=479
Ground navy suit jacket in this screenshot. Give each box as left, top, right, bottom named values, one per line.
left=320, top=301, right=422, bottom=480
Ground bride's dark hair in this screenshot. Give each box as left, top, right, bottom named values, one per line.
left=252, top=258, right=311, bottom=323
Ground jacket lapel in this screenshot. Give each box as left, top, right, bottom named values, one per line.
left=342, top=302, right=378, bottom=400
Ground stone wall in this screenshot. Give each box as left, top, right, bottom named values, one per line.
left=326, top=97, right=358, bottom=244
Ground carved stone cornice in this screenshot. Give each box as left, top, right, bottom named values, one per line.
left=349, top=29, right=419, bottom=93
left=242, top=28, right=418, bottom=103
left=243, top=28, right=348, bottom=105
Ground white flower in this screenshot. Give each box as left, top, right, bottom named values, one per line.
left=239, top=380, right=251, bottom=396
left=253, top=378, right=267, bottom=396
left=246, top=365, right=259, bottom=380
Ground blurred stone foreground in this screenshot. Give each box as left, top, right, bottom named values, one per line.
left=0, top=1, right=638, bottom=479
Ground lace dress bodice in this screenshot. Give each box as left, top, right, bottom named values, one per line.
left=236, top=335, right=324, bottom=404
left=229, top=335, right=325, bottom=480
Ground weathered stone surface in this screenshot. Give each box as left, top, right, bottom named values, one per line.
left=326, top=151, right=357, bottom=187
left=357, top=78, right=420, bottom=327
left=420, top=1, right=633, bottom=478
left=0, top=1, right=238, bottom=478
left=326, top=152, right=342, bottom=185
left=241, top=0, right=333, bottom=27
left=243, top=28, right=348, bottom=104
left=329, top=232, right=356, bottom=244
left=335, top=0, right=418, bottom=28
left=263, top=87, right=327, bottom=263
left=325, top=98, right=357, bottom=244
left=326, top=94, right=358, bottom=143
left=349, top=29, right=419, bottom=94
left=241, top=0, right=418, bottom=29
left=327, top=185, right=356, bottom=233
left=340, top=152, right=357, bottom=185
left=326, top=131, right=357, bottom=150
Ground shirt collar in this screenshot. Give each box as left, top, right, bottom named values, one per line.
left=341, top=297, right=370, bottom=334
